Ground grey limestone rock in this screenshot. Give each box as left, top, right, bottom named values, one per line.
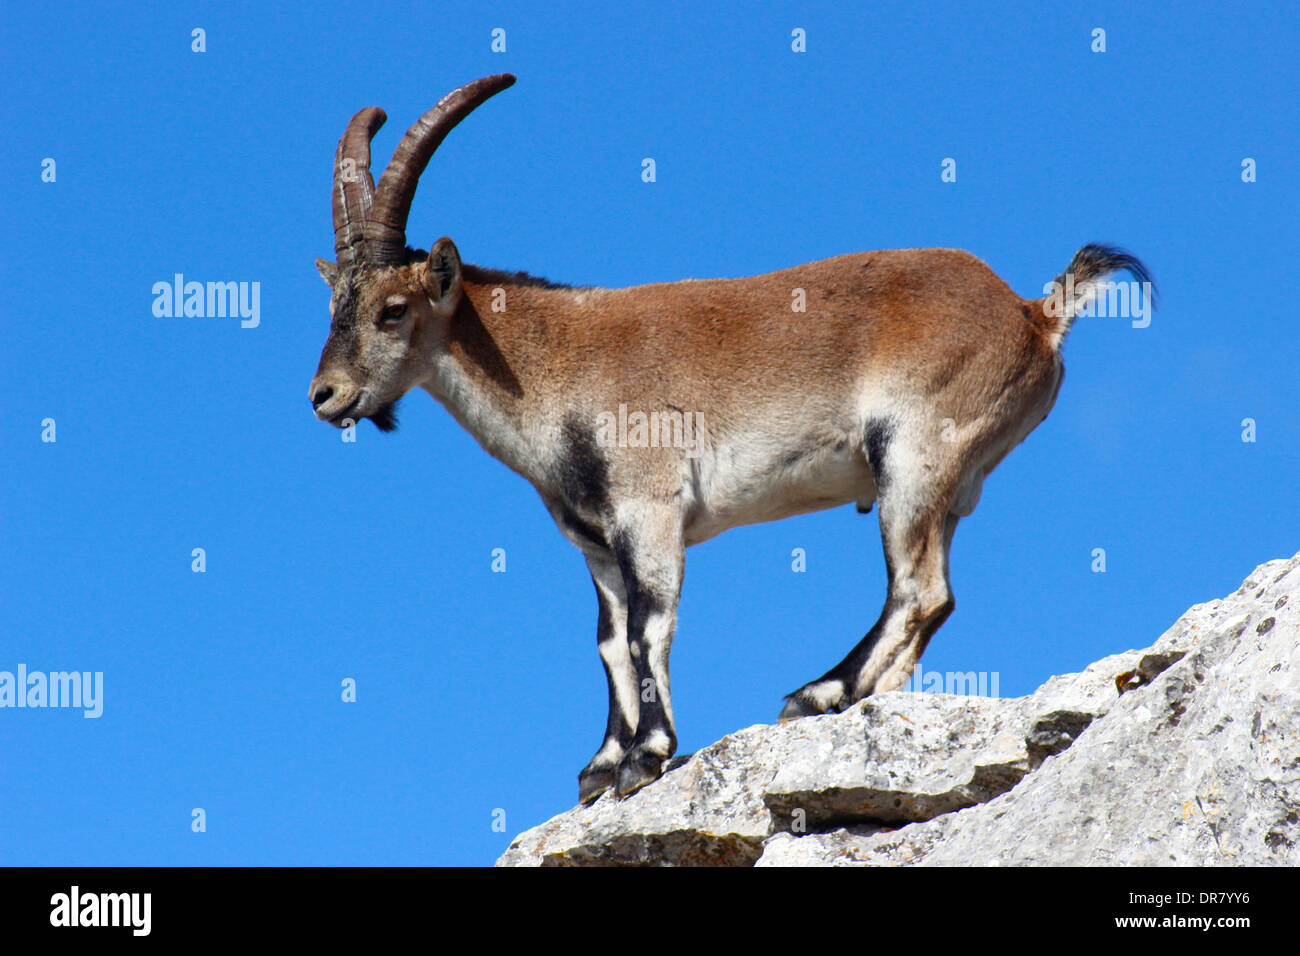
left=498, top=554, right=1300, bottom=866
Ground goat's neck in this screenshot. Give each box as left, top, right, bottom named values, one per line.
left=421, top=278, right=572, bottom=484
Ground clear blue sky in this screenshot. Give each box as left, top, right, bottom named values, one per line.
left=3, top=0, right=1297, bottom=866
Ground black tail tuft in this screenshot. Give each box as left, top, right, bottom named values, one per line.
left=1056, top=243, right=1158, bottom=310
left=1037, top=243, right=1158, bottom=347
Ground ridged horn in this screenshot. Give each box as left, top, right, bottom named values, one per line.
left=331, top=106, right=386, bottom=267
left=365, top=74, right=516, bottom=264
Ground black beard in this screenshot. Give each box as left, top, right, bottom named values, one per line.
left=370, top=399, right=401, bottom=432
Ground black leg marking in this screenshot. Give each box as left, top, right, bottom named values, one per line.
left=779, top=594, right=901, bottom=719
left=558, top=414, right=610, bottom=514
left=559, top=506, right=609, bottom=552
left=577, top=554, right=637, bottom=805
left=608, top=528, right=682, bottom=799
left=864, top=418, right=894, bottom=492
left=616, top=584, right=676, bottom=797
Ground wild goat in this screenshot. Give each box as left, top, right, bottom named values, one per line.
left=309, top=74, right=1154, bottom=803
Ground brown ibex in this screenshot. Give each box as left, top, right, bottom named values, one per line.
left=309, top=74, right=1154, bottom=803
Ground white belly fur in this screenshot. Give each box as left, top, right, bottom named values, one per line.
left=683, top=439, right=875, bottom=546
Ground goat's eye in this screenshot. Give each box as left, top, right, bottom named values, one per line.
left=382, top=302, right=408, bottom=323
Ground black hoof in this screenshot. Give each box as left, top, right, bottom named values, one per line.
left=578, top=765, right=615, bottom=805
left=614, top=750, right=665, bottom=799
left=778, top=694, right=818, bottom=721
left=779, top=680, right=850, bottom=721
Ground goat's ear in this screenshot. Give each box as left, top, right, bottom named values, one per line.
left=315, top=258, right=339, bottom=289
left=421, top=237, right=463, bottom=308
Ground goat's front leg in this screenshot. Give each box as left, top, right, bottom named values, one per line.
left=577, top=551, right=638, bottom=804
left=610, top=507, right=684, bottom=799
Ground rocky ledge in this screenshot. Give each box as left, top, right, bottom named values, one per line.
left=498, top=554, right=1299, bottom=866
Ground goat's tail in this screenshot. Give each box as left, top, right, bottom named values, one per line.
left=1032, top=243, right=1157, bottom=349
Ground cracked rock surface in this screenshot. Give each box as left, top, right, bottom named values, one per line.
left=497, top=554, right=1300, bottom=866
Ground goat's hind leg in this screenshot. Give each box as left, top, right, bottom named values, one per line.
left=873, top=510, right=959, bottom=693
left=780, top=460, right=958, bottom=719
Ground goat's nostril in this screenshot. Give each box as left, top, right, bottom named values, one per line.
left=312, top=385, right=334, bottom=409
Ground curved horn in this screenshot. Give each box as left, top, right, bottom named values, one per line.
left=367, top=73, right=516, bottom=263
left=332, top=106, right=387, bottom=267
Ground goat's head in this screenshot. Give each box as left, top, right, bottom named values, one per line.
left=310, top=74, right=515, bottom=431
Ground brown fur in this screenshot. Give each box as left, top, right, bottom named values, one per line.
left=443, top=248, right=1060, bottom=504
